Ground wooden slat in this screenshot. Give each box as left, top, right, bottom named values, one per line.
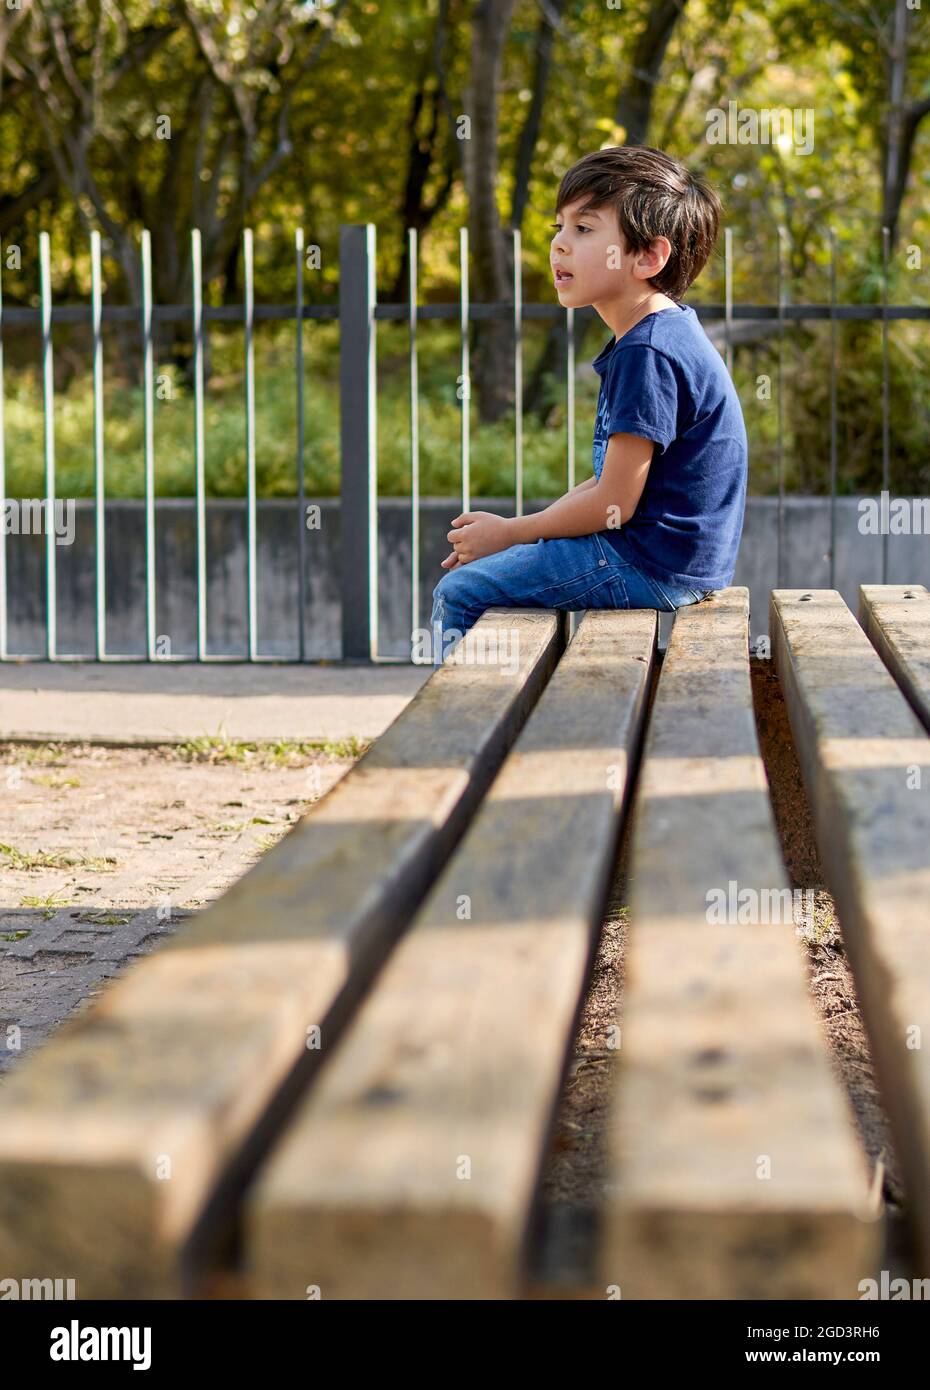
left=0, top=609, right=565, bottom=1298
left=600, top=589, right=878, bottom=1299
left=243, top=608, right=658, bottom=1298
left=859, top=584, right=930, bottom=732
left=772, top=588, right=930, bottom=1271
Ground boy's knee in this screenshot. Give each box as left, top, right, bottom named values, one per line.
left=433, top=568, right=469, bottom=605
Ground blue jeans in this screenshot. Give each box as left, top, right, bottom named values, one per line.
left=429, top=528, right=715, bottom=665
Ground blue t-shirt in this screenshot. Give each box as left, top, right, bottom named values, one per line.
left=590, top=302, right=748, bottom=589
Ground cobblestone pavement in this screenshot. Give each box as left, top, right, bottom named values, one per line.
left=0, top=740, right=361, bottom=1078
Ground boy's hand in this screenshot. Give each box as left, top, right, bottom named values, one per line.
left=444, top=511, right=511, bottom=565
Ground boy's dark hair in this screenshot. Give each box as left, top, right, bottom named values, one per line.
left=555, top=145, right=722, bottom=301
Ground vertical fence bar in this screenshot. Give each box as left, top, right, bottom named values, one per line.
left=0, top=242, right=6, bottom=660
left=881, top=223, right=890, bottom=585
left=243, top=228, right=257, bottom=659
left=566, top=304, right=578, bottom=643
left=191, top=229, right=207, bottom=660
left=460, top=226, right=470, bottom=515
left=339, top=224, right=378, bottom=661
left=39, top=231, right=57, bottom=660
left=140, top=229, right=156, bottom=659
left=408, top=227, right=420, bottom=657
left=91, top=231, right=106, bottom=659
left=724, top=226, right=733, bottom=378
left=295, top=227, right=307, bottom=662
left=776, top=225, right=786, bottom=589
left=513, top=228, right=523, bottom=517
left=566, top=306, right=575, bottom=492
left=723, top=226, right=737, bottom=640
left=828, top=226, right=838, bottom=590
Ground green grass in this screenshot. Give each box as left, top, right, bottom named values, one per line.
left=4, top=315, right=929, bottom=499
left=175, top=731, right=369, bottom=765
left=0, top=842, right=115, bottom=872
left=73, top=911, right=133, bottom=926
left=3, top=320, right=600, bottom=501
left=0, top=743, right=70, bottom=765
left=18, top=891, right=70, bottom=919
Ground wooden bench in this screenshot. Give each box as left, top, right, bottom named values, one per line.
left=599, top=590, right=876, bottom=1299
left=1, top=584, right=927, bottom=1298
left=0, top=609, right=565, bottom=1298
left=244, top=606, right=658, bottom=1298
left=771, top=586, right=930, bottom=1273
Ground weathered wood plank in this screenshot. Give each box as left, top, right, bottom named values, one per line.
left=771, top=587, right=930, bottom=1272
left=600, top=589, right=878, bottom=1299
left=244, top=608, right=659, bottom=1299
left=0, top=609, right=565, bottom=1298
left=859, top=584, right=930, bottom=732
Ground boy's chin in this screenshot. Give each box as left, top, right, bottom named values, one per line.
left=556, top=284, right=590, bottom=306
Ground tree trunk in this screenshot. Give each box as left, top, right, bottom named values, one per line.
left=465, top=0, right=518, bottom=424
left=386, top=74, right=457, bottom=303
left=525, top=0, right=690, bottom=418
left=614, top=0, right=690, bottom=145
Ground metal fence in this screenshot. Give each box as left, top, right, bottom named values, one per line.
left=0, top=222, right=927, bottom=663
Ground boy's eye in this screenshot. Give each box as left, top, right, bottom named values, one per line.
left=549, top=223, right=590, bottom=233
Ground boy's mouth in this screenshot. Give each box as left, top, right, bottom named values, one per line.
left=553, top=267, right=573, bottom=285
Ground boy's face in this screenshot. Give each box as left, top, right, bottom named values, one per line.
left=550, top=197, right=668, bottom=309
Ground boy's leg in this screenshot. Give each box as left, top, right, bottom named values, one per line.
left=428, top=531, right=712, bottom=665
left=430, top=534, right=610, bottom=665
left=428, top=532, right=626, bottom=666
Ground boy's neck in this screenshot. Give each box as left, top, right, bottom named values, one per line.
left=599, top=290, right=679, bottom=345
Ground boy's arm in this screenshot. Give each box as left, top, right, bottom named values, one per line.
left=507, top=433, right=654, bottom=544
left=553, top=474, right=599, bottom=503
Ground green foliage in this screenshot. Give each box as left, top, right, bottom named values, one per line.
left=1, top=0, right=929, bottom=498
left=5, top=309, right=930, bottom=498
left=3, top=320, right=609, bottom=499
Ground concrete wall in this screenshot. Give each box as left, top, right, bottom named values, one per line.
left=4, top=496, right=928, bottom=660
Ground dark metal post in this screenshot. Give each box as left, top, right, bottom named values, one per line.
left=339, top=224, right=378, bottom=660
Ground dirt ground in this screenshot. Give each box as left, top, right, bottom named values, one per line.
left=0, top=695, right=914, bottom=1289
left=0, top=736, right=361, bottom=1074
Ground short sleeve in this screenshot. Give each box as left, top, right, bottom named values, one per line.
left=605, top=345, right=678, bottom=454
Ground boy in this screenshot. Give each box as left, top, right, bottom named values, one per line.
left=429, top=144, right=748, bottom=665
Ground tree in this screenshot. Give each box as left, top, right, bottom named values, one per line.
left=1, top=0, right=348, bottom=376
